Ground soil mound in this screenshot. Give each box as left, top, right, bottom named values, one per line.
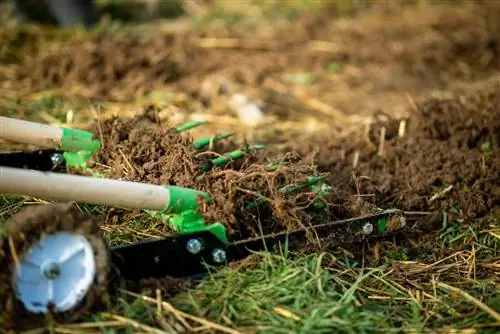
left=88, top=107, right=381, bottom=241
left=292, top=81, right=500, bottom=220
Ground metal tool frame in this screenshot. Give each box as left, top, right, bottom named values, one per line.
left=0, top=116, right=408, bottom=282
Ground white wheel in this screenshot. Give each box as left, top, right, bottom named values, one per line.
left=13, top=232, right=97, bottom=313
left=1, top=203, right=110, bottom=331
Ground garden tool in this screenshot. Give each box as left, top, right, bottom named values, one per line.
left=0, top=115, right=411, bottom=318
left=0, top=165, right=406, bottom=316
left=0, top=116, right=254, bottom=173
left=0, top=115, right=330, bottom=209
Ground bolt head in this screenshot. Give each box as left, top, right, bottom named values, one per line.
left=361, top=222, right=374, bottom=235
left=211, top=248, right=227, bottom=264
left=42, top=262, right=61, bottom=280
left=51, top=153, right=65, bottom=166
left=186, top=239, right=202, bottom=254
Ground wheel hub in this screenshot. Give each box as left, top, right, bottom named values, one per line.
left=13, top=231, right=96, bottom=313
left=41, top=261, right=62, bottom=280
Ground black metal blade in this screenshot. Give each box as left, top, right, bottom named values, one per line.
left=0, top=149, right=65, bottom=171
left=110, top=230, right=229, bottom=281
left=109, top=210, right=407, bottom=282
left=227, top=209, right=406, bottom=261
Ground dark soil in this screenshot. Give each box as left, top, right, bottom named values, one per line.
left=288, top=81, right=500, bottom=221
left=83, top=78, right=500, bottom=246
left=88, top=105, right=379, bottom=241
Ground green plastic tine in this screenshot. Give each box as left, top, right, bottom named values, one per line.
left=264, top=164, right=331, bottom=197
left=176, top=120, right=207, bottom=133
left=266, top=162, right=283, bottom=170
left=192, top=133, right=235, bottom=150
left=246, top=175, right=329, bottom=210
left=312, top=201, right=326, bottom=210
left=204, top=144, right=265, bottom=171
left=279, top=176, right=325, bottom=194
left=310, top=182, right=332, bottom=210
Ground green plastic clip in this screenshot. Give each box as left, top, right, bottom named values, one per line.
left=145, top=186, right=229, bottom=245
left=170, top=211, right=228, bottom=245
left=59, top=128, right=101, bottom=172
left=377, top=216, right=388, bottom=232
left=60, top=127, right=101, bottom=153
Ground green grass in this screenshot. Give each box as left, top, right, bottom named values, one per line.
left=173, top=253, right=406, bottom=333
left=167, top=213, right=500, bottom=333
left=3, top=194, right=498, bottom=332
left=59, top=214, right=498, bottom=333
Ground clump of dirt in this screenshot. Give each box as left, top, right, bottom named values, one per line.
left=0, top=203, right=111, bottom=333
left=294, top=81, right=500, bottom=220
left=89, top=105, right=246, bottom=186
left=86, top=106, right=377, bottom=241
left=266, top=82, right=499, bottom=268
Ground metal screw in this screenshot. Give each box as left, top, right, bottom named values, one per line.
left=361, top=222, right=374, bottom=235
left=211, top=248, right=227, bottom=263
left=186, top=239, right=202, bottom=254
left=42, top=262, right=61, bottom=280
left=50, top=153, right=65, bottom=166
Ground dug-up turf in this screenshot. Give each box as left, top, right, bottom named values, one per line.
left=88, top=106, right=381, bottom=242
left=287, top=79, right=500, bottom=231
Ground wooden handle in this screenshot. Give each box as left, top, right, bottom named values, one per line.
left=0, top=116, right=63, bottom=148
left=0, top=166, right=171, bottom=211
